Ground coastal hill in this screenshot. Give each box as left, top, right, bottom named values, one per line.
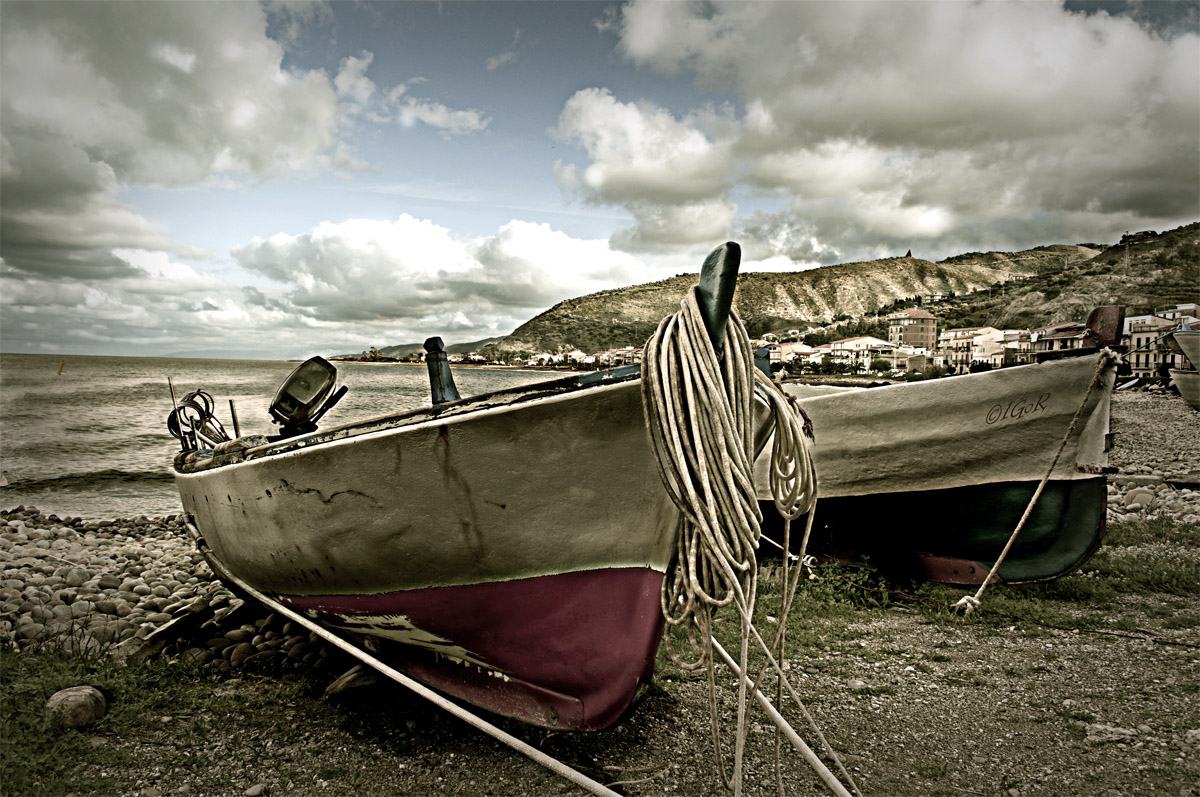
left=490, top=222, right=1198, bottom=355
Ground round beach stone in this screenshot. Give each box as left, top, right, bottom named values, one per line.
left=45, top=685, right=107, bottom=728
left=229, top=642, right=257, bottom=666
left=63, top=568, right=89, bottom=588
left=16, top=622, right=44, bottom=640
left=224, top=628, right=252, bottom=644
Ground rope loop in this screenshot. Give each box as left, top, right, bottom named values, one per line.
left=950, top=595, right=981, bottom=615
left=642, top=284, right=825, bottom=795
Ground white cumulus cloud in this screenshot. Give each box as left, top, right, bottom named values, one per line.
left=558, top=0, right=1199, bottom=262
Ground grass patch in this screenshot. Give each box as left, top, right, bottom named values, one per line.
left=1161, top=612, right=1200, bottom=630
left=1103, top=516, right=1200, bottom=548
left=791, top=559, right=919, bottom=612
left=1, top=650, right=215, bottom=794
left=1081, top=543, right=1200, bottom=595
left=0, top=648, right=342, bottom=796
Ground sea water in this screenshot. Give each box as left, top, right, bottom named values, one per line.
left=0, top=353, right=574, bottom=520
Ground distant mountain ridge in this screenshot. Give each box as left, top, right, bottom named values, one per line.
left=365, top=223, right=1197, bottom=357
left=333, top=336, right=506, bottom=360
left=495, top=243, right=1104, bottom=354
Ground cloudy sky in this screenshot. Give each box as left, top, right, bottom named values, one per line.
left=1, top=1, right=1197, bottom=358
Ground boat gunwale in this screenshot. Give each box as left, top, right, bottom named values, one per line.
left=175, top=363, right=643, bottom=475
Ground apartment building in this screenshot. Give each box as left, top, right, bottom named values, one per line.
left=938, top=326, right=999, bottom=372
left=1123, top=304, right=1198, bottom=378
left=886, top=308, right=938, bottom=350
left=1030, top=321, right=1091, bottom=358
left=972, top=329, right=1033, bottom=368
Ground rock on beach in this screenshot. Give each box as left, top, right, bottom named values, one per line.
left=45, top=685, right=107, bottom=728
left=0, top=507, right=343, bottom=674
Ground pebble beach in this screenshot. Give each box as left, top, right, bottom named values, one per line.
left=2, top=388, right=1198, bottom=666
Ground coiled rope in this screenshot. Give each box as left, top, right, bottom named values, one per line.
left=167, top=388, right=231, bottom=450
left=642, top=285, right=854, bottom=796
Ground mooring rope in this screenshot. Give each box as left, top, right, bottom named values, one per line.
left=642, top=285, right=832, bottom=795
left=951, top=350, right=1117, bottom=615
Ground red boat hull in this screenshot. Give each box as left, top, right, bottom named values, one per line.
left=279, top=566, right=667, bottom=730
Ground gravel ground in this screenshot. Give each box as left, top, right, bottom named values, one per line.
left=2, top=389, right=1198, bottom=796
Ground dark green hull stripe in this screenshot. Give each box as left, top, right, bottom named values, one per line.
left=760, top=477, right=1106, bottom=584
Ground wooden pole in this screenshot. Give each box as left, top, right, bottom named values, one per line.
left=424, top=337, right=462, bottom=404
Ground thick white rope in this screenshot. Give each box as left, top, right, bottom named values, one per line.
left=951, top=351, right=1116, bottom=615
left=643, top=286, right=841, bottom=796
left=711, top=637, right=853, bottom=797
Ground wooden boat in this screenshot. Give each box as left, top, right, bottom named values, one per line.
left=1167, top=323, right=1199, bottom=410
left=1168, top=322, right=1200, bottom=368
left=757, top=351, right=1119, bottom=584
left=169, top=245, right=749, bottom=732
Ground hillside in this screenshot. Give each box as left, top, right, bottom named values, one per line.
left=928, top=223, right=1200, bottom=331
left=494, top=243, right=1104, bottom=354
left=490, top=225, right=1197, bottom=354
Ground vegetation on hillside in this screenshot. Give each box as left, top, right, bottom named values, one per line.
left=496, top=223, right=1197, bottom=354
left=929, top=224, right=1199, bottom=331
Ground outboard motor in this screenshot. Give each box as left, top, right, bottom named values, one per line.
left=268, top=356, right=347, bottom=439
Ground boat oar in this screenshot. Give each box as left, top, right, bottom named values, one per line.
left=190, top=530, right=620, bottom=797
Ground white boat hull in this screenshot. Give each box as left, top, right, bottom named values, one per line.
left=175, top=373, right=680, bottom=729
left=757, top=352, right=1117, bottom=583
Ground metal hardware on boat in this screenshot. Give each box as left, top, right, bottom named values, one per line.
left=167, top=388, right=231, bottom=452
left=424, top=336, right=462, bottom=405
left=268, top=356, right=347, bottom=439
left=695, top=241, right=740, bottom=355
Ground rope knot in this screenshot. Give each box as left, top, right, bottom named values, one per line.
left=950, top=595, right=982, bottom=615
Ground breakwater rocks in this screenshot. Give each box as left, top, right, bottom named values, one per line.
left=0, top=510, right=344, bottom=674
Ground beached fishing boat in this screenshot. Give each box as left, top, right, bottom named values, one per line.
left=758, top=350, right=1119, bottom=584
left=1167, top=323, right=1199, bottom=410
left=168, top=245, right=752, bottom=732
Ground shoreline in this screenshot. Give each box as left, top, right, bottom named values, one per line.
left=1, top=389, right=1197, bottom=795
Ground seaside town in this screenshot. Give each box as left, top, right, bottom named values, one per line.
left=358, top=300, right=1199, bottom=384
